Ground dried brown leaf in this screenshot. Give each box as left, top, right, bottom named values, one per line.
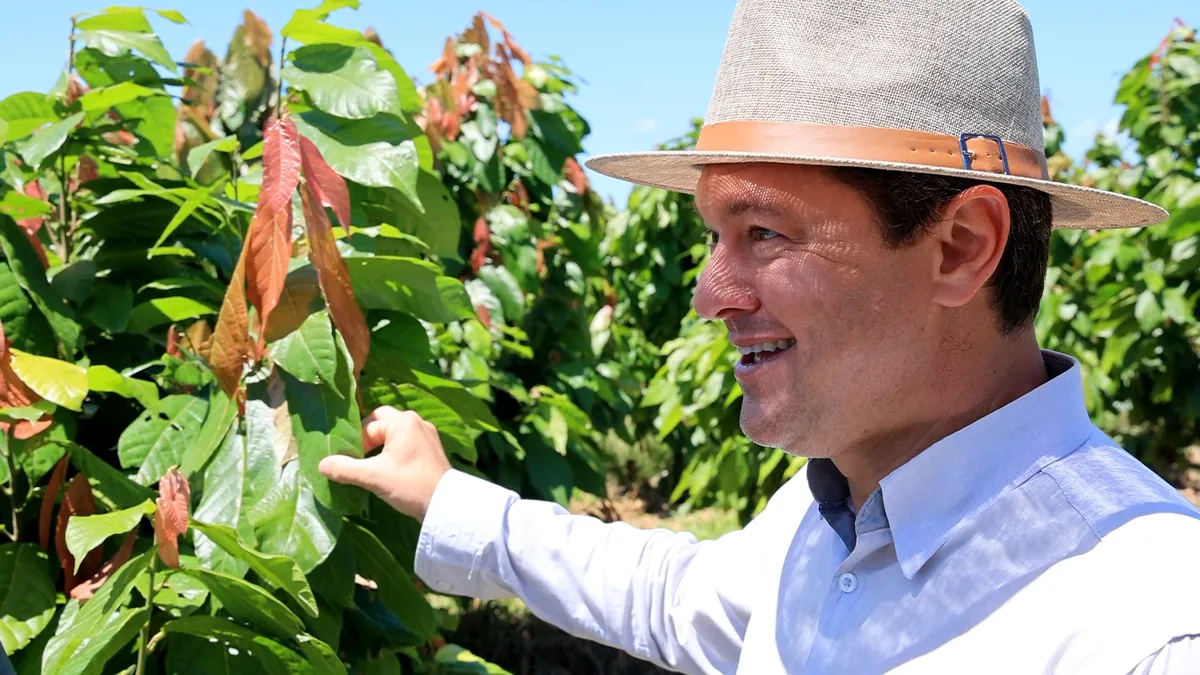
left=429, top=36, right=458, bottom=77
left=242, top=10, right=274, bottom=68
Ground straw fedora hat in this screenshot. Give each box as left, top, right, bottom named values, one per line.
left=585, top=0, right=1167, bottom=229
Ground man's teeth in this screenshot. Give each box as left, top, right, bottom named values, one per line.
left=736, top=339, right=795, bottom=355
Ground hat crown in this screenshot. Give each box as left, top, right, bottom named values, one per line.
left=706, top=0, right=1045, bottom=152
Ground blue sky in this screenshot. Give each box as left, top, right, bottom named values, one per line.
left=2, top=1, right=1196, bottom=203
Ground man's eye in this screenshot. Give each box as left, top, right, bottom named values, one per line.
left=751, top=227, right=779, bottom=241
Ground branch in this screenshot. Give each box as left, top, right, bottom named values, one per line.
left=275, top=37, right=288, bottom=119
left=135, top=554, right=158, bottom=675
left=4, top=428, right=19, bottom=541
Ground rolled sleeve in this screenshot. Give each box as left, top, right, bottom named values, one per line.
left=414, top=468, right=520, bottom=600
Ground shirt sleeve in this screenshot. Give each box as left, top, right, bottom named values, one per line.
left=1128, top=635, right=1200, bottom=675
left=413, top=468, right=775, bottom=675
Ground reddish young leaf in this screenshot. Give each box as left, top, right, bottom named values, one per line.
left=241, top=10, right=274, bottom=68
left=564, top=157, right=589, bottom=195
left=298, top=135, right=351, bottom=235
left=70, top=530, right=137, bottom=600
left=429, top=36, right=458, bottom=77
left=244, top=202, right=292, bottom=355
left=260, top=114, right=302, bottom=217
left=56, top=474, right=102, bottom=594
left=76, top=155, right=100, bottom=186
left=166, top=324, right=181, bottom=358
left=0, top=319, right=51, bottom=438
left=154, top=468, right=190, bottom=569
left=301, top=187, right=369, bottom=377
left=493, top=56, right=536, bottom=140
left=39, top=456, right=69, bottom=552
left=475, top=304, right=491, bottom=329
left=209, top=239, right=252, bottom=398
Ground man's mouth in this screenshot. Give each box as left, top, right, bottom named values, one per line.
left=736, top=339, right=796, bottom=367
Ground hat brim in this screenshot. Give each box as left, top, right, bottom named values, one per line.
left=585, top=151, right=1167, bottom=230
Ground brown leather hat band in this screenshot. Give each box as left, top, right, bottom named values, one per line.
left=694, top=121, right=1049, bottom=180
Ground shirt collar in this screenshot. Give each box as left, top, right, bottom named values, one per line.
left=806, top=350, right=1095, bottom=579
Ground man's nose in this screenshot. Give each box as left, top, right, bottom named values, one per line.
left=693, top=246, right=759, bottom=320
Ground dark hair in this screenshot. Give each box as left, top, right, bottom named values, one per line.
left=831, top=167, right=1053, bottom=334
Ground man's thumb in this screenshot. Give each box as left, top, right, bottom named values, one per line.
left=319, top=454, right=375, bottom=490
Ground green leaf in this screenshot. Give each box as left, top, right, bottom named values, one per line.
left=292, top=108, right=420, bottom=208
left=187, top=137, right=238, bottom=179
left=0, top=189, right=53, bottom=221
left=1135, top=289, right=1163, bottom=331
left=0, top=215, right=82, bottom=353
left=165, top=634, right=258, bottom=675
left=296, top=634, right=348, bottom=675
left=43, top=550, right=152, bottom=675
left=0, top=262, right=56, bottom=355
left=48, top=261, right=96, bottom=305
left=307, top=534, right=354, bottom=608
left=189, top=520, right=319, bottom=616
left=281, top=332, right=365, bottom=516
left=64, top=500, right=154, bottom=573
left=247, top=460, right=342, bottom=574
left=78, top=29, right=177, bottom=72
left=180, top=389, right=236, bottom=476
left=87, top=365, right=160, bottom=410
left=159, top=616, right=307, bottom=675
left=152, top=185, right=217, bottom=251
left=0, top=544, right=57, bottom=655
left=0, top=92, right=56, bottom=141
left=174, top=567, right=305, bottom=642
left=76, top=10, right=154, bottom=32
left=67, top=443, right=158, bottom=511
left=8, top=349, right=89, bottom=410
left=345, top=256, right=474, bottom=323
left=81, top=283, right=133, bottom=334
left=154, top=8, right=188, bottom=23
left=0, top=400, right=56, bottom=423
left=435, top=644, right=514, bottom=674
left=126, top=296, right=216, bottom=334
left=375, top=383, right=475, bottom=461
left=269, top=310, right=337, bottom=385
left=192, top=430, right=255, bottom=578
left=116, top=394, right=209, bottom=484
left=15, top=113, right=84, bottom=170
left=284, top=44, right=401, bottom=119
left=356, top=173, right=461, bottom=258
left=349, top=522, right=435, bottom=640
left=478, top=265, right=525, bottom=323
left=77, top=81, right=163, bottom=111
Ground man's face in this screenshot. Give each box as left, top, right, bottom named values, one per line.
left=693, top=164, right=939, bottom=457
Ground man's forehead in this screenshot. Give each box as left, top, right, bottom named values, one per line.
left=694, top=163, right=843, bottom=221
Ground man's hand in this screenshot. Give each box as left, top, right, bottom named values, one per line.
left=318, top=406, right=451, bottom=522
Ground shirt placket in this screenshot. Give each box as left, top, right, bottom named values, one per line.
left=804, top=493, right=894, bottom=672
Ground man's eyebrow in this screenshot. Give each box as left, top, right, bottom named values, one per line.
left=691, top=198, right=786, bottom=221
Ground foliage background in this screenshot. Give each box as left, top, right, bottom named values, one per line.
left=0, top=3, right=1195, bottom=674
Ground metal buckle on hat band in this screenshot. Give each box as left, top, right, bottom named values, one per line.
left=958, top=133, right=1011, bottom=175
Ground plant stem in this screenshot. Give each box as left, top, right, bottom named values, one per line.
left=4, top=429, right=18, bottom=542
left=275, top=37, right=288, bottom=118
left=58, top=18, right=78, bottom=261
left=135, top=555, right=158, bottom=675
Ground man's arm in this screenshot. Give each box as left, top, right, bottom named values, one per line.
left=318, top=406, right=782, bottom=674
left=413, top=467, right=761, bottom=673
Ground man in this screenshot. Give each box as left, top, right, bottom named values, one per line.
left=320, top=0, right=1200, bottom=672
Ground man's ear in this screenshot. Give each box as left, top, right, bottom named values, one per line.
left=929, top=185, right=1010, bottom=310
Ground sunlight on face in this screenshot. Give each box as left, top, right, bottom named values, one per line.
left=692, top=164, right=937, bottom=457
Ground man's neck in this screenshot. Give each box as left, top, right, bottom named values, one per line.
left=835, top=329, right=1049, bottom=511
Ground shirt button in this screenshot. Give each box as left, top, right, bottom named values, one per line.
left=838, top=572, right=858, bottom=593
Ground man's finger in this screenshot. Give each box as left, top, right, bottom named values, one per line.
left=319, top=454, right=382, bottom=491
left=361, top=406, right=421, bottom=450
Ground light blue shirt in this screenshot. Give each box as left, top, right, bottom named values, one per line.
left=415, top=351, right=1200, bottom=673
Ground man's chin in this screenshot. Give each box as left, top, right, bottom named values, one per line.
left=738, top=399, right=798, bottom=449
